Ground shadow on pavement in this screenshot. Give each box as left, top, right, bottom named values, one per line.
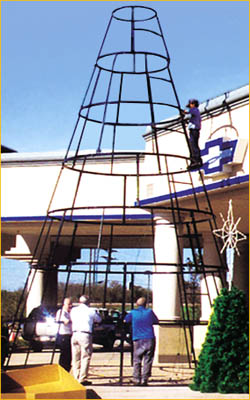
left=87, top=388, right=102, bottom=398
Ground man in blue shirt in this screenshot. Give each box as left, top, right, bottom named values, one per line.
left=124, top=297, right=159, bottom=386
left=184, top=99, right=202, bottom=170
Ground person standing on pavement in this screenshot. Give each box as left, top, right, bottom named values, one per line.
left=70, top=295, right=102, bottom=386
left=124, top=297, right=159, bottom=386
left=55, top=297, right=72, bottom=372
left=183, top=99, right=202, bottom=170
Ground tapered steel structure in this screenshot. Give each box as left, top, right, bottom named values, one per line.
left=8, top=6, right=227, bottom=375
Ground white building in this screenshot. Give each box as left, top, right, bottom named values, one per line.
left=1, top=84, right=249, bottom=361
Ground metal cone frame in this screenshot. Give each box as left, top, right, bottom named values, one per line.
left=8, top=6, right=227, bottom=372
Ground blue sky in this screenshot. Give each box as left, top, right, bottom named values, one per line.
left=1, top=1, right=249, bottom=291
left=2, top=1, right=249, bottom=153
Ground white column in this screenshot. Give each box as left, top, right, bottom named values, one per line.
left=152, top=216, right=181, bottom=320
left=26, top=269, right=58, bottom=316
left=201, top=235, right=224, bottom=321
left=26, top=269, right=44, bottom=316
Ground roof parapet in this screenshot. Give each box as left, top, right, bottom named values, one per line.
left=145, top=84, right=249, bottom=136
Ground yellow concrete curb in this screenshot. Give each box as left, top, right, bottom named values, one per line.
left=1, top=364, right=86, bottom=399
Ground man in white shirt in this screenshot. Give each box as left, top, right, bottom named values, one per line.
left=70, top=295, right=102, bottom=385
left=55, top=297, right=73, bottom=372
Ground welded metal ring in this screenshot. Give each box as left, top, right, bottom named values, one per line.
left=112, top=6, right=157, bottom=22
left=96, top=51, right=169, bottom=74
left=48, top=205, right=215, bottom=226
left=79, top=101, right=178, bottom=127
left=64, top=151, right=190, bottom=176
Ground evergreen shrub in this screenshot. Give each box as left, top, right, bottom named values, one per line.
left=190, top=286, right=249, bottom=393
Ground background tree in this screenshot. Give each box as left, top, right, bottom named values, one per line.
left=1, top=289, right=24, bottom=321
left=2, top=281, right=153, bottom=320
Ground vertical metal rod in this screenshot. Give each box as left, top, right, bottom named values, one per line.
left=111, top=73, right=124, bottom=172
left=75, top=68, right=101, bottom=160
left=131, top=6, right=135, bottom=53
left=35, top=218, right=54, bottom=266
left=64, top=115, right=81, bottom=162
left=169, top=169, right=182, bottom=223
left=30, top=218, right=51, bottom=265
left=136, top=153, right=140, bottom=203
left=123, top=175, right=127, bottom=224
left=164, top=156, right=195, bottom=366
left=94, top=209, right=105, bottom=272
left=71, top=161, right=86, bottom=215
left=187, top=168, right=200, bottom=211
left=93, top=249, right=97, bottom=285
left=211, top=271, right=220, bottom=296
left=67, top=12, right=112, bottom=165
left=208, top=218, right=227, bottom=286
left=119, top=263, right=127, bottom=384
left=46, top=167, right=64, bottom=214
left=66, top=222, right=79, bottom=268
left=155, top=15, right=170, bottom=60
left=90, top=249, right=94, bottom=287
left=198, top=170, right=218, bottom=228
left=145, top=54, right=161, bottom=173
left=176, top=272, right=193, bottom=368
left=8, top=214, right=53, bottom=365
left=103, top=225, right=113, bottom=307
left=96, top=14, right=113, bottom=59
left=82, top=272, right=87, bottom=295
left=156, top=15, right=191, bottom=153
left=88, top=257, right=92, bottom=298
left=169, top=68, right=192, bottom=155
left=130, top=273, right=134, bottom=309
left=150, top=209, right=157, bottom=265
left=9, top=217, right=53, bottom=346
left=50, top=223, right=78, bottom=364
left=190, top=213, right=213, bottom=309
left=47, top=211, right=67, bottom=266
left=130, top=273, right=134, bottom=367
left=65, top=66, right=99, bottom=161
left=97, top=54, right=118, bottom=152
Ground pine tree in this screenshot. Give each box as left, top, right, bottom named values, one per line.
left=190, top=286, right=249, bottom=393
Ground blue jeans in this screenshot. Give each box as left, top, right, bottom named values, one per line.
left=133, top=338, right=156, bottom=383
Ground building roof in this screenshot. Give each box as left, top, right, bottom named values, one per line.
left=1, top=145, right=17, bottom=153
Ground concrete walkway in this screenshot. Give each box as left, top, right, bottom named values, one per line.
left=87, top=385, right=249, bottom=399
left=5, top=349, right=249, bottom=399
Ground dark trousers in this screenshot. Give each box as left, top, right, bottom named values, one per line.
left=133, top=338, right=156, bottom=383
left=57, top=334, right=72, bottom=372
left=189, top=128, right=201, bottom=163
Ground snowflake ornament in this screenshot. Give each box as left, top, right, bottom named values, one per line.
left=213, top=199, right=247, bottom=256
left=213, top=200, right=247, bottom=290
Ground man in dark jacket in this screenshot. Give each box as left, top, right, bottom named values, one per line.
left=184, top=99, right=202, bottom=169
left=124, top=297, right=159, bottom=386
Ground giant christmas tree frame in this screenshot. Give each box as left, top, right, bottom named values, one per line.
left=8, top=6, right=227, bottom=378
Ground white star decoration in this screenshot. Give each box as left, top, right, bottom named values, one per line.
left=213, top=199, right=247, bottom=256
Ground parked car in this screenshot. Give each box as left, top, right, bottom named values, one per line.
left=22, top=305, right=131, bottom=351
left=21, top=305, right=59, bottom=352
left=93, top=308, right=131, bottom=349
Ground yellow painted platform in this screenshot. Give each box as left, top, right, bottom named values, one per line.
left=1, top=364, right=86, bottom=399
